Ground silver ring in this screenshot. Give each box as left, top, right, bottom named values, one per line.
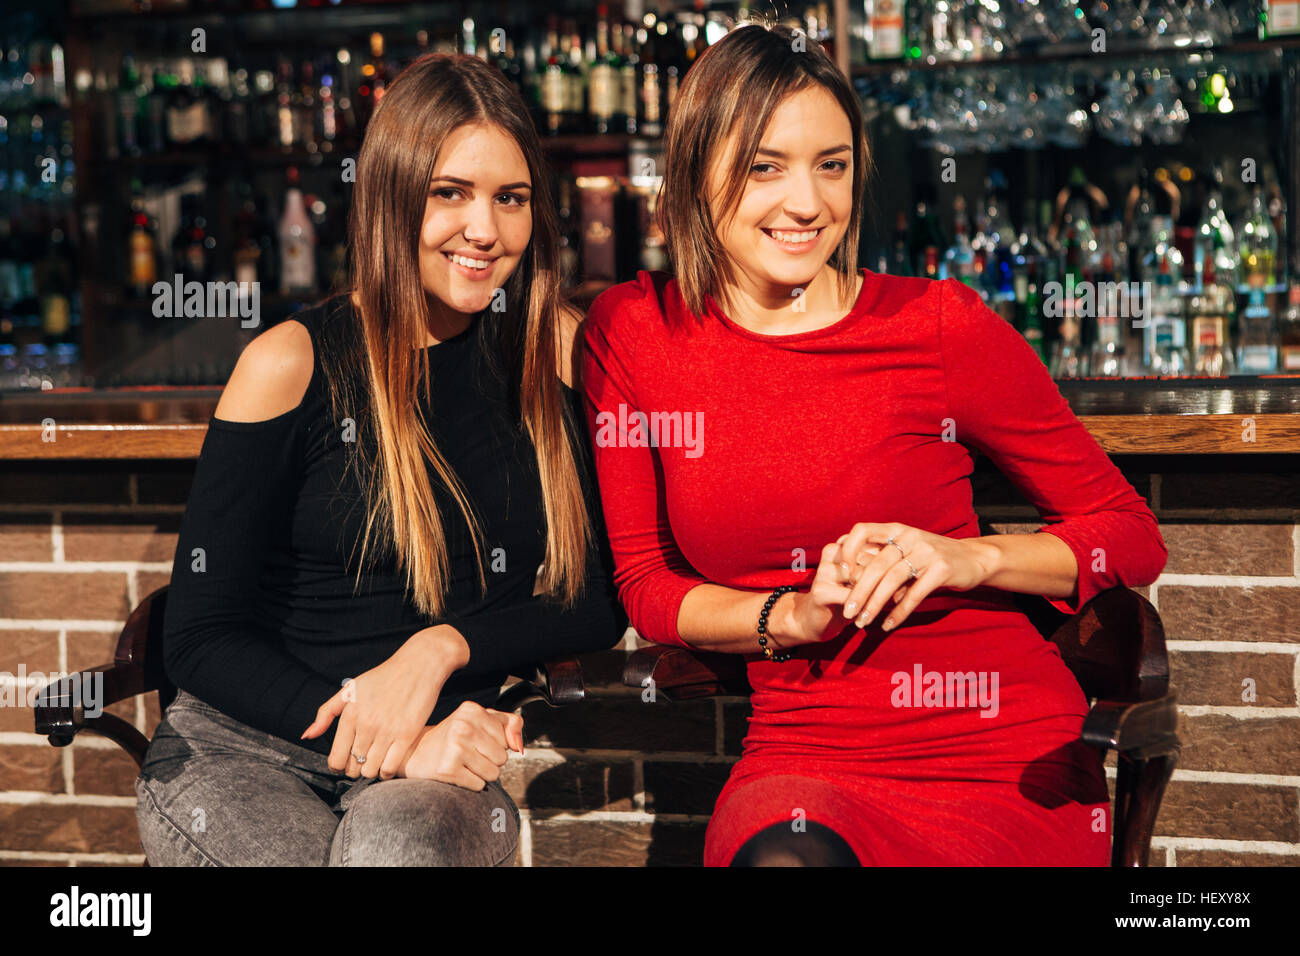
left=886, top=537, right=918, bottom=580
left=351, top=752, right=366, bottom=764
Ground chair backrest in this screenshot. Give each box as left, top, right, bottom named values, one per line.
left=1013, top=588, right=1170, bottom=703
left=117, top=585, right=177, bottom=712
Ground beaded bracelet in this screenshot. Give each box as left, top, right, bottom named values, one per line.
left=757, top=585, right=797, bottom=662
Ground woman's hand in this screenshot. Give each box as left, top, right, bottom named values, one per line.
left=397, top=702, right=525, bottom=791
left=834, top=522, right=995, bottom=632
left=300, top=624, right=471, bottom=780
left=765, top=542, right=870, bottom=650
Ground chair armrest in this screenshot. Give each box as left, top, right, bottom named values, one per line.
left=1081, top=690, right=1179, bottom=756
left=623, top=645, right=751, bottom=701
left=494, top=656, right=589, bottom=712
left=33, top=660, right=151, bottom=739
left=33, top=661, right=154, bottom=767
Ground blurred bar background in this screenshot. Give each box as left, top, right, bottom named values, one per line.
left=0, top=0, right=1296, bottom=389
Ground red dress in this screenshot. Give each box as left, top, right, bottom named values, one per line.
left=580, top=269, right=1168, bottom=866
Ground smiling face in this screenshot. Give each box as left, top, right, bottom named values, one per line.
left=706, top=85, right=855, bottom=300
left=417, top=122, right=533, bottom=322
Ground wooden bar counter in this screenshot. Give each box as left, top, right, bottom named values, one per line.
left=2, top=376, right=1299, bottom=459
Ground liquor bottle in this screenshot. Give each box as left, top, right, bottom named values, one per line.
left=1022, top=278, right=1046, bottom=363
left=117, top=54, right=142, bottom=158
left=890, top=211, right=910, bottom=276
left=37, top=233, right=73, bottom=351
left=638, top=13, right=664, bottom=137
left=564, top=21, right=586, bottom=128
left=589, top=5, right=619, bottom=135
left=942, top=195, right=976, bottom=288
left=232, top=182, right=262, bottom=287
left=1089, top=222, right=1126, bottom=377
left=540, top=19, right=567, bottom=135
left=1188, top=258, right=1234, bottom=376
left=556, top=176, right=580, bottom=285
left=616, top=21, right=639, bottom=135
left=251, top=69, right=277, bottom=148
left=274, top=58, right=297, bottom=151
left=1238, top=185, right=1278, bottom=290
left=908, top=190, right=945, bottom=279
left=1235, top=287, right=1279, bottom=374
left=1276, top=284, right=1300, bottom=371
left=1193, top=167, right=1236, bottom=293
left=166, top=59, right=212, bottom=147
left=659, top=14, right=686, bottom=121
left=974, top=172, right=1015, bottom=309
left=317, top=62, right=338, bottom=152
left=296, top=59, right=318, bottom=153
left=173, top=194, right=211, bottom=282
left=141, top=66, right=169, bottom=154
left=279, top=167, right=316, bottom=295
left=127, top=181, right=158, bottom=298
left=1145, top=253, right=1189, bottom=376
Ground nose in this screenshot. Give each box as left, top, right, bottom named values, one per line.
left=782, top=167, right=821, bottom=224
left=461, top=197, right=500, bottom=248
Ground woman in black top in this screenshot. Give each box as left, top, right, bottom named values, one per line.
left=134, top=53, right=626, bottom=866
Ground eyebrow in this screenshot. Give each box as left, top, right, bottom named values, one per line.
left=430, top=176, right=532, bottom=190
left=753, top=145, right=851, bottom=159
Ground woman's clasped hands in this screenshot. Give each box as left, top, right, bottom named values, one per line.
left=770, top=522, right=994, bottom=651
left=300, top=623, right=524, bottom=789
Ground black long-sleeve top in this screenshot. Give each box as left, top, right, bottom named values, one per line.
left=161, top=295, right=627, bottom=757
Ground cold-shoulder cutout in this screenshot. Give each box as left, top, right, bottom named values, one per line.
left=215, top=319, right=316, bottom=424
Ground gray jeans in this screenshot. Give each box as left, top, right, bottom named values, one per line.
left=135, top=690, right=520, bottom=866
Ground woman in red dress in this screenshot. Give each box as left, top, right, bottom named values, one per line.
left=580, top=24, right=1167, bottom=866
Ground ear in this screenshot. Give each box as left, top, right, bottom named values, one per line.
left=557, top=303, right=584, bottom=390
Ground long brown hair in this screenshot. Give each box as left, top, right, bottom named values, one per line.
left=657, top=21, right=871, bottom=321
left=318, top=52, right=591, bottom=617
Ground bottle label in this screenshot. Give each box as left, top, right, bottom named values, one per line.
left=589, top=64, right=616, bottom=119
left=1270, top=0, right=1300, bottom=33
left=540, top=71, right=566, bottom=113
left=1238, top=345, right=1277, bottom=373
left=869, top=0, right=905, bottom=58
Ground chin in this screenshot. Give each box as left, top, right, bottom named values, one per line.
left=753, top=258, right=822, bottom=289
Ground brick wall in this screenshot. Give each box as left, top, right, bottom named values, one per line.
left=1, top=454, right=1296, bottom=866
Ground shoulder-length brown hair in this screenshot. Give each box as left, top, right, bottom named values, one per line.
left=317, top=52, right=590, bottom=617
left=657, top=21, right=872, bottom=320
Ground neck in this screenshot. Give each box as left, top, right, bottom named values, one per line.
left=421, top=292, right=475, bottom=348
left=718, top=264, right=860, bottom=334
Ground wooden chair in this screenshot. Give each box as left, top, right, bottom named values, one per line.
left=35, top=585, right=1176, bottom=867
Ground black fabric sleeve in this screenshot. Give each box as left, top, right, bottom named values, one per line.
left=441, top=384, right=630, bottom=677
left=161, top=407, right=344, bottom=757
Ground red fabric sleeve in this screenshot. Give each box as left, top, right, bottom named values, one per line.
left=580, top=279, right=710, bottom=646
left=938, top=278, right=1168, bottom=615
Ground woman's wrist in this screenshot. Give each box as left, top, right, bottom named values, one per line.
left=408, top=624, right=471, bottom=677
left=763, top=590, right=800, bottom=648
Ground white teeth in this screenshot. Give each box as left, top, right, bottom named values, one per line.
left=767, top=229, right=819, bottom=244
left=448, top=253, right=492, bottom=269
